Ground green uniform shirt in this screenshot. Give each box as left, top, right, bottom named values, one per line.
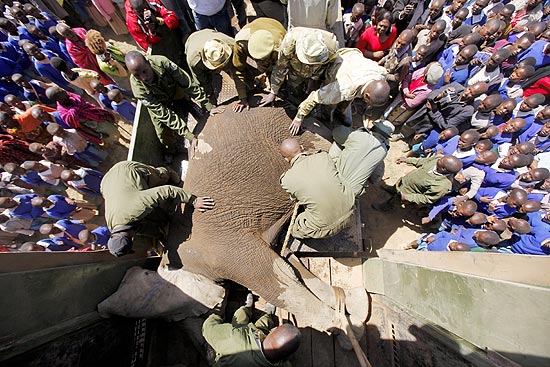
left=130, top=55, right=212, bottom=141
left=233, top=18, right=287, bottom=99
left=101, top=161, right=193, bottom=230
left=185, top=29, right=236, bottom=97
left=396, top=156, right=453, bottom=205
left=280, top=152, right=355, bottom=238
left=202, top=314, right=289, bottom=367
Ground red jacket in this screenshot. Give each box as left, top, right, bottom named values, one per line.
left=125, top=0, right=179, bottom=51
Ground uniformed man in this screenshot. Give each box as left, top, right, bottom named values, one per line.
left=376, top=155, right=463, bottom=210
left=259, top=27, right=339, bottom=108
left=231, top=17, right=287, bottom=113
left=185, top=28, right=235, bottom=104
left=202, top=294, right=301, bottom=366
left=125, top=51, right=222, bottom=159
left=291, top=48, right=389, bottom=134
left=279, top=122, right=393, bottom=239
left=101, top=160, right=215, bottom=256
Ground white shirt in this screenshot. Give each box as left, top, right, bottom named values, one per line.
left=187, top=0, right=225, bottom=16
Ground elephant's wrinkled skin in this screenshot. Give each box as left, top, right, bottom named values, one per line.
left=157, top=105, right=368, bottom=334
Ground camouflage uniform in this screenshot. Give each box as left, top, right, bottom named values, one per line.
left=269, top=27, right=339, bottom=101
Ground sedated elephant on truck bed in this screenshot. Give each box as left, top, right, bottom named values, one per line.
left=99, top=104, right=369, bottom=345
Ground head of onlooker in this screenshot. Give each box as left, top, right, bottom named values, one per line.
left=26, top=24, right=48, bottom=41
left=107, top=88, right=124, bottom=104
left=460, top=82, right=489, bottom=102
left=478, top=94, right=503, bottom=114
left=56, top=23, right=81, bottom=43
left=508, top=142, right=536, bottom=156
left=507, top=217, right=531, bottom=234
left=46, top=123, right=67, bottom=138
left=472, top=230, right=500, bottom=248
left=22, top=42, right=46, bottom=61
left=508, top=65, right=536, bottom=84
left=19, top=242, right=46, bottom=252
left=454, top=44, right=478, bottom=66
left=428, top=20, right=447, bottom=42
left=474, top=139, right=494, bottom=153
left=4, top=94, right=25, bottom=110
left=451, top=8, right=468, bottom=30
left=519, top=94, right=546, bottom=113
left=501, top=118, right=526, bottom=134
left=474, top=149, right=499, bottom=165
left=498, top=153, right=532, bottom=170
left=45, top=86, right=71, bottom=106
left=494, top=98, right=517, bottom=117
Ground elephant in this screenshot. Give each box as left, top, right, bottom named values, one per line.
left=99, top=104, right=370, bottom=348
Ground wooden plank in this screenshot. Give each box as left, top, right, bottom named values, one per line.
left=307, top=257, right=332, bottom=285
left=329, top=258, right=364, bottom=289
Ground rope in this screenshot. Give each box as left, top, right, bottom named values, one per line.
left=280, top=203, right=300, bottom=257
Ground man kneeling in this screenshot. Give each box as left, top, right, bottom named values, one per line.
left=279, top=122, right=393, bottom=239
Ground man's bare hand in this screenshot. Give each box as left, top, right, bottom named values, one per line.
left=232, top=98, right=249, bottom=113
left=209, top=106, right=226, bottom=116
left=421, top=216, right=431, bottom=225
left=289, top=118, right=303, bottom=136
left=194, top=196, right=215, bottom=212
left=259, top=93, right=276, bottom=107
left=443, top=69, right=452, bottom=84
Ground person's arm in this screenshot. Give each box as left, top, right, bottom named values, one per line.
left=326, top=0, right=339, bottom=28
left=403, top=88, right=430, bottom=109
left=158, top=5, right=179, bottom=30
left=83, top=169, right=104, bottom=179
left=433, top=105, right=473, bottom=130
left=404, top=156, right=429, bottom=167
left=270, top=43, right=292, bottom=95
left=295, top=82, right=341, bottom=122
left=462, top=167, right=485, bottom=199
left=232, top=43, right=249, bottom=100
left=426, top=196, right=453, bottom=221
left=139, top=185, right=215, bottom=212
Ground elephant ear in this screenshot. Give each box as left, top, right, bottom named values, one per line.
left=261, top=209, right=294, bottom=246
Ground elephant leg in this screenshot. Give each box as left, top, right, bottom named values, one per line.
left=286, top=254, right=370, bottom=339
left=211, top=235, right=343, bottom=334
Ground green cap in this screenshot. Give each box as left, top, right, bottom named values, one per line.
left=248, top=30, right=275, bottom=60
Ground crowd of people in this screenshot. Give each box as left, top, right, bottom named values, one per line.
left=1, top=0, right=549, bottom=256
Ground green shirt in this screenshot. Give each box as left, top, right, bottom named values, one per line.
left=280, top=152, right=355, bottom=238
left=396, top=156, right=453, bottom=205
left=202, top=314, right=289, bottom=367
left=101, top=161, right=193, bottom=230
left=130, top=55, right=212, bottom=140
